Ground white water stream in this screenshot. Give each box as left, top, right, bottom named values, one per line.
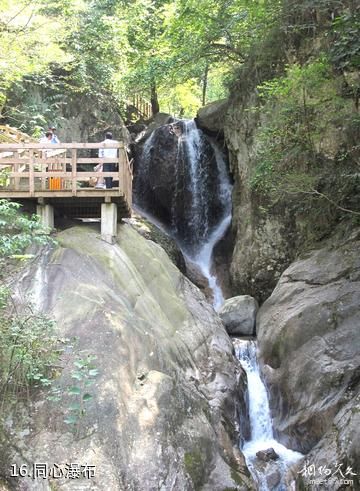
left=179, top=121, right=232, bottom=311
left=234, top=339, right=303, bottom=490
left=190, top=212, right=231, bottom=310
left=135, top=119, right=232, bottom=311
left=135, top=120, right=303, bottom=489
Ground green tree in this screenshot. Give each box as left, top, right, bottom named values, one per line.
left=0, top=0, right=75, bottom=115
left=0, top=199, right=57, bottom=411
left=64, top=0, right=128, bottom=99
left=157, top=0, right=280, bottom=103
left=120, top=0, right=171, bottom=114
left=0, top=199, right=51, bottom=262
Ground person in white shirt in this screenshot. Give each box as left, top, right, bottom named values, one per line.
left=49, top=127, right=60, bottom=144
left=99, top=132, right=118, bottom=189
left=39, top=131, right=53, bottom=157
left=39, top=131, right=52, bottom=144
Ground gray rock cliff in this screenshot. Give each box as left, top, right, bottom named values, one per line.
left=1, top=224, right=254, bottom=491
left=219, top=295, right=258, bottom=336
left=256, top=231, right=360, bottom=489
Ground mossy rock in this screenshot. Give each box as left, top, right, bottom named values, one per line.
left=231, top=468, right=246, bottom=486
left=184, top=451, right=205, bottom=490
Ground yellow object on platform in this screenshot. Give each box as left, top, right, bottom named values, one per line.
left=49, top=176, right=62, bottom=190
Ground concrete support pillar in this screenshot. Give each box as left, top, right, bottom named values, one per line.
left=101, top=202, right=117, bottom=244
left=36, top=203, right=54, bottom=232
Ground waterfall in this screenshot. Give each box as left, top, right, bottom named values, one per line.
left=173, top=120, right=227, bottom=252
left=187, top=129, right=232, bottom=310
left=175, top=121, right=232, bottom=310
left=182, top=121, right=206, bottom=236
left=234, top=339, right=303, bottom=490
left=135, top=119, right=232, bottom=310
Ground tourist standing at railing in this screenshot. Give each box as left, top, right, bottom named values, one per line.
left=49, top=126, right=60, bottom=144
left=39, top=131, right=52, bottom=144
left=39, top=131, right=53, bottom=157
left=99, top=131, right=118, bottom=189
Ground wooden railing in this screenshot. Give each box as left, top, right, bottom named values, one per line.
left=0, top=142, right=132, bottom=207
left=130, top=95, right=152, bottom=120
left=0, top=124, right=36, bottom=144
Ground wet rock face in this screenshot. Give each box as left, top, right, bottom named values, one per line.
left=256, top=448, right=279, bottom=462
left=196, top=99, right=229, bottom=135
left=3, top=225, right=255, bottom=491
left=256, top=231, right=360, bottom=487
left=134, top=124, right=178, bottom=225
left=183, top=257, right=214, bottom=302
left=134, top=122, right=227, bottom=255
left=219, top=295, right=258, bottom=336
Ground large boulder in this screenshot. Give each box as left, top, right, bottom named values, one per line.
left=134, top=122, right=228, bottom=255
left=134, top=112, right=175, bottom=144
left=123, top=210, right=186, bottom=273
left=134, top=123, right=179, bottom=225
left=1, top=224, right=255, bottom=491
left=196, top=100, right=229, bottom=135
left=219, top=295, right=258, bottom=336
left=295, top=394, right=360, bottom=490
left=256, top=231, right=360, bottom=489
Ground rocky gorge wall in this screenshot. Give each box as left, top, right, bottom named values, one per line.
left=196, top=6, right=360, bottom=486
left=223, top=84, right=359, bottom=303
left=257, top=230, right=360, bottom=489
left=3, top=70, right=130, bottom=145
left=209, top=3, right=360, bottom=304
left=199, top=99, right=360, bottom=484
left=223, top=91, right=290, bottom=303
left=0, top=224, right=254, bottom=491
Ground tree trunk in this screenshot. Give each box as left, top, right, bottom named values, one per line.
left=202, top=65, right=209, bottom=106
left=150, top=83, right=160, bottom=116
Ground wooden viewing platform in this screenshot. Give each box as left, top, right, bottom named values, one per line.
left=0, top=142, right=133, bottom=242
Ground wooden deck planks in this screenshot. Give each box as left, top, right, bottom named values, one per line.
left=0, top=142, right=133, bottom=219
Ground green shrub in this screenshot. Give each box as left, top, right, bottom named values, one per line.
left=250, top=57, right=359, bottom=217
left=0, top=289, right=61, bottom=410
left=0, top=199, right=51, bottom=263
left=0, top=199, right=58, bottom=413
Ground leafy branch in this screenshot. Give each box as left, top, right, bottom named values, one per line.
left=292, top=187, right=360, bottom=216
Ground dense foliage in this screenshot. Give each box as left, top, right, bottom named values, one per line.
left=0, top=199, right=51, bottom=259
left=250, top=58, right=359, bottom=217
left=0, top=0, right=288, bottom=121
left=244, top=0, right=360, bottom=219
left=0, top=0, right=359, bottom=122
left=0, top=199, right=56, bottom=412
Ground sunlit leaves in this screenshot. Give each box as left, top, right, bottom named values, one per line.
left=120, top=0, right=282, bottom=112
left=0, top=0, right=72, bottom=113
left=0, top=199, right=51, bottom=259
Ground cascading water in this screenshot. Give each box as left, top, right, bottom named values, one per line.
left=134, top=119, right=303, bottom=489
left=134, top=119, right=232, bottom=310
left=191, top=212, right=231, bottom=310
left=180, top=121, right=207, bottom=236
left=234, top=339, right=303, bottom=490
left=172, top=121, right=228, bottom=252
left=177, top=121, right=232, bottom=310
